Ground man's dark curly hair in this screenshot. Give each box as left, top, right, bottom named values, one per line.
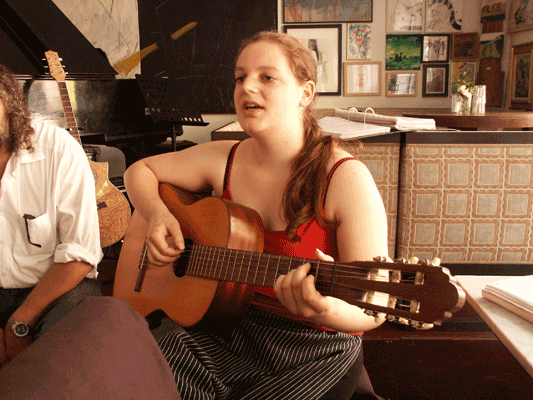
left=0, top=64, right=34, bottom=153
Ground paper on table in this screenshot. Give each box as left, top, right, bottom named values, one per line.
left=482, top=275, right=533, bottom=323
left=318, top=116, right=391, bottom=139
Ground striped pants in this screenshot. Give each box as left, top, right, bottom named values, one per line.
left=151, top=308, right=362, bottom=400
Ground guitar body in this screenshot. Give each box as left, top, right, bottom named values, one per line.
left=90, top=160, right=131, bottom=248
left=113, top=184, right=262, bottom=327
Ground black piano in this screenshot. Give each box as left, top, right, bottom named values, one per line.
left=0, top=0, right=187, bottom=193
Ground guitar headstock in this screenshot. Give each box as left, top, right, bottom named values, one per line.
left=320, top=256, right=466, bottom=328
left=44, top=50, right=66, bottom=82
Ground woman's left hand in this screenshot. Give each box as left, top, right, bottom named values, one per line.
left=274, top=249, right=334, bottom=321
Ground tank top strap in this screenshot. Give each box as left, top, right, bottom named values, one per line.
left=321, top=157, right=356, bottom=210
left=223, top=142, right=241, bottom=195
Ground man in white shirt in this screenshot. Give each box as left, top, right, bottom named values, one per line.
left=0, top=63, right=102, bottom=363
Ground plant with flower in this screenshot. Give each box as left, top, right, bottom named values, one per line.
left=452, top=67, right=476, bottom=113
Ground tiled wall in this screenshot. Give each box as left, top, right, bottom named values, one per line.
left=341, top=141, right=401, bottom=258
left=397, top=143, right=533, bottom=262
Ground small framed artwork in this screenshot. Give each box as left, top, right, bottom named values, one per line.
left=283, top=0, right=372, bottom=23
left=386, top=34, right=422, bottom=70
left=508, top=0, right=533, bottom=33
left=426, top=0, right=463, bottom=32
left=480, top=0, right=506, bottom=33
left=451, top=33, right=480, bottom=60
left=422, top=35, right=450, bottom=62
left=284, top=25, right=342, bottom=95
left=509, top=42, right=533, bottom=110
left=344, top=61, right=382, bottom=96
left=422, top=64, right=449, bottom=97
left=386, top=0, right=424, bottom=32
left=347, top=23, right=372, bottom=60
left=386, top=71, right=417, bottom=97
left=450, top=61, right=477, bottom=94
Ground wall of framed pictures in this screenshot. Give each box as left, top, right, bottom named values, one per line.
left=280, top=0, right=533, bottom=112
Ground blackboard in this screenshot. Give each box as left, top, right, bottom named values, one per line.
left=138, top=0, right=277, bottom=114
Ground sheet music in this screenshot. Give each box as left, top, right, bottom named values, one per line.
left=482, top=275, right=533, bottom=323
left=334, top=108, right=436, bottom=131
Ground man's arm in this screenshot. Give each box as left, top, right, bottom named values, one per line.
left=4, top=261, right=93, bottom=359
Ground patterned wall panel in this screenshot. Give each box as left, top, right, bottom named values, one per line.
left=341, top=141, right=400, bottom=258
left=397, top=143, right=533, bottom=262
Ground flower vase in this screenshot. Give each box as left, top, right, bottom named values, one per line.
left=461, top=95, right=472, bottom=114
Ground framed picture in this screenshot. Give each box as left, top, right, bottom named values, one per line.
left=386, top=0, right=424, bottom=32
left=480, top=0, right=507, bottom=33
left=451, top=33, right=480, bottom=60
left=344, top=61, right=382, bottom=96
left=479, top=33, right=505, bottom=59
left=451, top=61, right=477, bottom=94
left=422, top=63, right=449, bottom=97
left=426, top=0, right=463, bottom=32
left=509, top=42, right=533, bottom=110
left=386, top=71, right=417, bottom=96
left=284, top=25, right=342, bottom=95
left=386, top=34, right=422, bottom=70
left=508, top=0, right=533, bottom=33
left=422, top=35, right=450, bottom=62
left=283, top=0, right=372, bottom=23
left=347, top=23, right=372, bottom=60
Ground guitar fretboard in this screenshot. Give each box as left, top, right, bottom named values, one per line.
left=56, top=81, right=82, bottom=145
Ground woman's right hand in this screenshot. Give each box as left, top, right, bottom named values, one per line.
left=145, top=210, right=186, bottom=267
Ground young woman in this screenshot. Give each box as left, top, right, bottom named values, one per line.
left=124, top=31, right=388, bottom=400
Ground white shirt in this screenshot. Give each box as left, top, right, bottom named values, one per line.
left=0, top=121, right=102, bottom=288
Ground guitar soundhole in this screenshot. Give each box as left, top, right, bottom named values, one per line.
left=174, top=239, right=193, bottom=277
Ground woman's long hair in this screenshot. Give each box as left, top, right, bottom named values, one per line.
left=237, top=31, right=342, bottom=240
left=0, top=64, right=34, bottom=153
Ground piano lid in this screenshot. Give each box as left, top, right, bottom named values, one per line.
left=0, top=0, right=116, bottom=78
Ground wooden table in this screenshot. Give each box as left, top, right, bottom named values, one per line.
left=403, top=110, right=533, bottom=130
left=457, top=275, right=533, bottom=379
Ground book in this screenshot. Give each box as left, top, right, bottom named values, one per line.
left=482, top=275, right=533, bottom=324
left=318, top=116, right=391, bottom=139
left=334, top=108, right=436, bottom=131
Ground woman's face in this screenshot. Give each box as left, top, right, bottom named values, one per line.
left=234, top=41, right=312, bottom=137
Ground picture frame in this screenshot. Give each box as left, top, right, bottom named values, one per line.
left=422, top=34, right=450, bottom=62
left=451, top=61, right=477, bottom=94
left=385, top=34, right=422, bottom=70
left=386, top=0, right=424, bottom=32
left=480, top=0, right=507, bottom=33
left=386, top=71, right=417, bottom=96
left=479, top=33, right=505, bottom=59
left=508, top=0, right=533, bottom=33
left=283, top=0, right=372, bottom=24
left=347, top=23, right=372, bottom=60
left=422, top=63, right=449, bottom=97
left=426, top=0, right=463, bottom=32
left=451, top=33, right=480, bottom=60
left=509, top=42, right=533, bottom=110
left=284, top=25, right=342, bottom=95
left=344, top=61, right=382, bottom=96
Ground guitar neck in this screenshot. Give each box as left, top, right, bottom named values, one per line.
left=56, top=81, right=82, bottom=146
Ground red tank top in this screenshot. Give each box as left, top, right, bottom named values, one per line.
left=221, top=142, right=355, bottom=328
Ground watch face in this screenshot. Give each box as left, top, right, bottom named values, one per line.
left=13, top=321, right=30, bottom=337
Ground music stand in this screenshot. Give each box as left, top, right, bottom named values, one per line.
left=135, top=75, right=209, bottom=151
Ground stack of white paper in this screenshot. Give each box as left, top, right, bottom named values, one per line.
left=482, top=275, right=533, bottom=324
left=334, top=108, right=436, bottom=131
left=318, top=116, right=391, bottom=139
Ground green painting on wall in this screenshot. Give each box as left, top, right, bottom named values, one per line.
left=386, top=34, right=422, bottom=70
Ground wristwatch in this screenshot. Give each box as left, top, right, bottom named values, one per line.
left=10, top=319, right=32, bottom=338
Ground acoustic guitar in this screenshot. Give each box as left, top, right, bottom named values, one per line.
left=44, top=50, right=131, bottom=248
left=114, top=183, right=465, bottom=330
